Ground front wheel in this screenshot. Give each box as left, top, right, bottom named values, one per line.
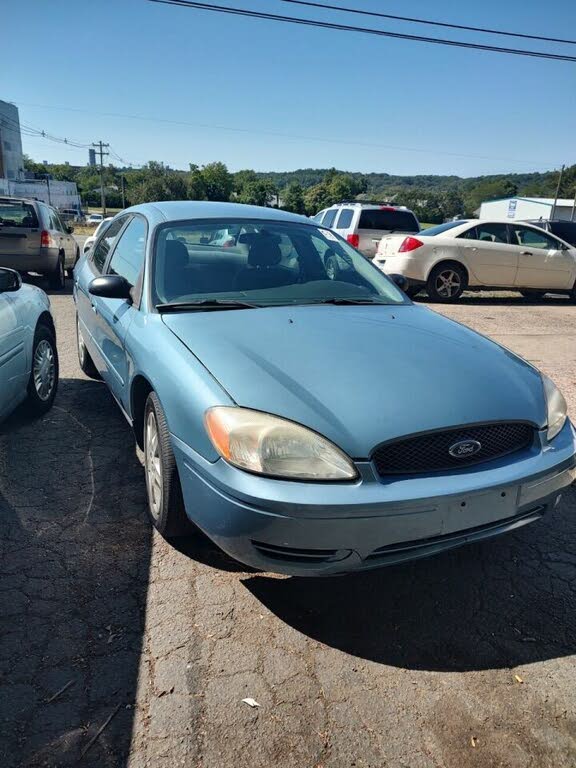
left=48, top=255, right=65, bottom=290
left=520, top=290, right=546, bottom=300
left=426, top=263, right=467, bottom=302
left=404, top=285, right=421, bottom=299
left=26, top=324, right=59, bottom=415
left=144, top=392, right=193, bottom=537
left=76, top=314, right=101, bottom=379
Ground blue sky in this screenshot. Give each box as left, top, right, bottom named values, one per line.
left=4, top=0, right=576, bottom=177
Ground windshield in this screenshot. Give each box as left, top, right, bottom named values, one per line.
left=153, top=218, right=407, bottom=307
left=420, top=220, right=468, bottom=236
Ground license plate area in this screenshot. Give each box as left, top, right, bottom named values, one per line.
left=443, top=486, right=519, bottom=535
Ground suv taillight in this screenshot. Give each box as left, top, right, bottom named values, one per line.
left=398, top=236, right=423, bottom=253
left=40, top=230, right=51, bottom=248
left=347, top=234, right=360, bottom=248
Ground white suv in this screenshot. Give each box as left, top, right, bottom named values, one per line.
left=313, top=202, right=420, bottom=259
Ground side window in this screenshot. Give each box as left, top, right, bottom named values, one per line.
left=335, top=209, right=354, bottom=229
left=322, top=209, right=338, bottom=228
left=473, top=223, right=509, bottom=244
left=91, top=217, right=128, bottom=273
left=510, top=226, right=561, bottom=250
left=108, top=217, right=147, bottom=287
left=458, top=226, right=478, bottom=240
left=312, top=211, right=325, bottom=223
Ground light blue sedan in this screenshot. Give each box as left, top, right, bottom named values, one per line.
left=0, top=268, right=58, bottom=423
left=73, top=202, right=576, bottom=576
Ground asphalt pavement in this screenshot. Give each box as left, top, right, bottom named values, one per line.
left=1, top=286, right=575, bottom=768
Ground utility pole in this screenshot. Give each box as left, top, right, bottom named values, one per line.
left=550, top=164, right=564, bottom=221
left=92, top=141, right=109, bottom=216
left=120, top=174, right=126, bottom=209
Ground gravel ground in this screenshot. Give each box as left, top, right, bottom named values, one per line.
left=1, top=286, right=575, bottom=768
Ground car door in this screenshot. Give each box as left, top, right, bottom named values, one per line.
left=456, top=222, right=518, bottom=286
left=509, top=224, right=575, bottom=290
left=53, top=211, right=76, bottom=268
left=75, top=215, right=129, bottom=374
left=91, top=215, right=147, bottom=406
left=0, top=287, right=26, bottom=419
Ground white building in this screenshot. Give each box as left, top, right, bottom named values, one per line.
left=0, top=100, right=24, bottom=180
left=0, top=177, right=81, bottom=210
left=480, top=196, right=576, bottom=222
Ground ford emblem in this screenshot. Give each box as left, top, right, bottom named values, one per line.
left=449, top=439, right=482, bottom=458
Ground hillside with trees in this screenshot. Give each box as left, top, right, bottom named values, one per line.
left=23, top=155, right=574, bottom=224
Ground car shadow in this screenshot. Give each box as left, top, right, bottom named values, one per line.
left=243, top=487, right=576, bottom=673
left=416, top=292, right=572, bottom=306
left=0, top=378, right=152, bottom=767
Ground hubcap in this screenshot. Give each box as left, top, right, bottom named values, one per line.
left=33, top=339, right=55, bottom=401
left=77, top=319, right=86, bottom=364
left=145, top=411, right=163, bottom=520
left=435, top=269, right=461, bottom=298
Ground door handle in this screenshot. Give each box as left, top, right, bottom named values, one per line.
left=90, top=302, right=98, bottom=314
left=464, top=246, right=477, bottom=251
left=520, top=251, right=532, bottom=256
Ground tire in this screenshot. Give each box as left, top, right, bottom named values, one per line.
left=404, top=285, right=421, bottom=299
left=67, top=248, right=80, bottom=279
left=426, top=262, right=467, bottom=302
left=26, top=323, right=58, bottom=416
left=520, top=290, right=545, bottom=300
left=325, top=254, right=339, bottom=280
left=48, top=255, right=65, bottom=290
left=76, top=314, right=101, bottom=380
left=144, top=391, right=193, bottom=537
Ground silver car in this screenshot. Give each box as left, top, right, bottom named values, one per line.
left=0, top=267, right=58, bottom=422
left=0, top=197, right=79, bottom=288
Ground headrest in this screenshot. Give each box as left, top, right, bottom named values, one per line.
left=165, top=239, right=189, bottom=268
left=248, top=238, right=282, bottom=267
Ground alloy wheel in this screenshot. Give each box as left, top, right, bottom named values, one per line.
left=33, top=340, right=56, bottom=401
left=435, top=269, right=461, bottom=298
left=145, top=410, right=163, bottom=521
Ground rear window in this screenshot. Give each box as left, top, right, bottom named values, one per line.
left=421, top=221, right=468, bottom=236
left=359, top=209, right=418, bottom=232
left=335, top=209, right=354, bottom=229
left=549, top=222, right=576, bottom=246
left=0, top=200, right=39, bottom=229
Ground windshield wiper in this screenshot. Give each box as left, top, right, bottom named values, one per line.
left=156, top=299, right=260, bottom=312
left=305, top=297, right=391, bottom=306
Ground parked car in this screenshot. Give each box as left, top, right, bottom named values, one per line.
left=86, top=213, right=104, bottom=227
left=60, top=208, right=84, bottom=224
left=82, top=216, right=114, bottom=254
left=73, top=202, right=575, bottom=576
left=523, top=219, right=576, bottom=248
left=376, top=219, right=576, bottom=301
left=0, top=267, right=58, bottom=423
left=313, top=202, right=420, bottom=259
left=0, top=197, right=79, bottom=287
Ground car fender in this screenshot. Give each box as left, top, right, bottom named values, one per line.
left=426, top=248, right=471, bottom=281
left=125, top=312, right=235, bottom=462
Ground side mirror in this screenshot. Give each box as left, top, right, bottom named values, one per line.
left=0, top=268, right=22, bottom=293
left=389, top=273, right=409, bottom=292
left=67, top=226, right=74, bottom=234
left=89, top=275, right=132, bottom=301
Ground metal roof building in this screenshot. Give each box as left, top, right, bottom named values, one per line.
left=479, top=196, right=576, bottom=222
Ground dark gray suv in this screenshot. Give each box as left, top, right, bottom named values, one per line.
left=0, top=197, right=79, bottom=288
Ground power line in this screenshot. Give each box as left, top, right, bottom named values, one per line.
left=6, top=100, right=570, bottom=169
left=145, top=0, right=576, bottom=62
left=277, top=0, right=576, bottom=46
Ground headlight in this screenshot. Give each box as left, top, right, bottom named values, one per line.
left=542, top=374, right=567, bottom=441
left=205, top=407, right=358, bottom=481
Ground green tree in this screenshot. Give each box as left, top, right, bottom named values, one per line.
left=282, top=182, right=306, bottom=214
left=127, top=161, right=188, bottom=204
left=200, top=161, right=233, bottom=201
left=463, top=179, right=518, bottom=216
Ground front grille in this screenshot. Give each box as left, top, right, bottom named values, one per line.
left=251, top=541, right=340, bottom=564
left=373, top=422, right=534, bottom=476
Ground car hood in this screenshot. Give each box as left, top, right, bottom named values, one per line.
left=162, top=304, right=546, bottom=458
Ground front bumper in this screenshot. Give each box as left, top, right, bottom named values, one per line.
left=172, top=422, right=576, bottom=576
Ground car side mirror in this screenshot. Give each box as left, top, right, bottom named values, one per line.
left=389, top=273, right=409, bottom=292
left=0, top=268, right=22, bottom=293
left=67, top=226, right=74, bottom=234
left=89, top=275, right=132, bottom=301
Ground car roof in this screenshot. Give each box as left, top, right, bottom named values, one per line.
left=125, top=201, right=311, bottom=225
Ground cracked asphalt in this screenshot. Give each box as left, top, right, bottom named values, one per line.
left=1, top=285, right=575, bottom=768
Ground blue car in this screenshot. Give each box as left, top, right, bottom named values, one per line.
left=73, top=202, right=576, bottom=576
left=0, top=267, right=58, bottom=423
